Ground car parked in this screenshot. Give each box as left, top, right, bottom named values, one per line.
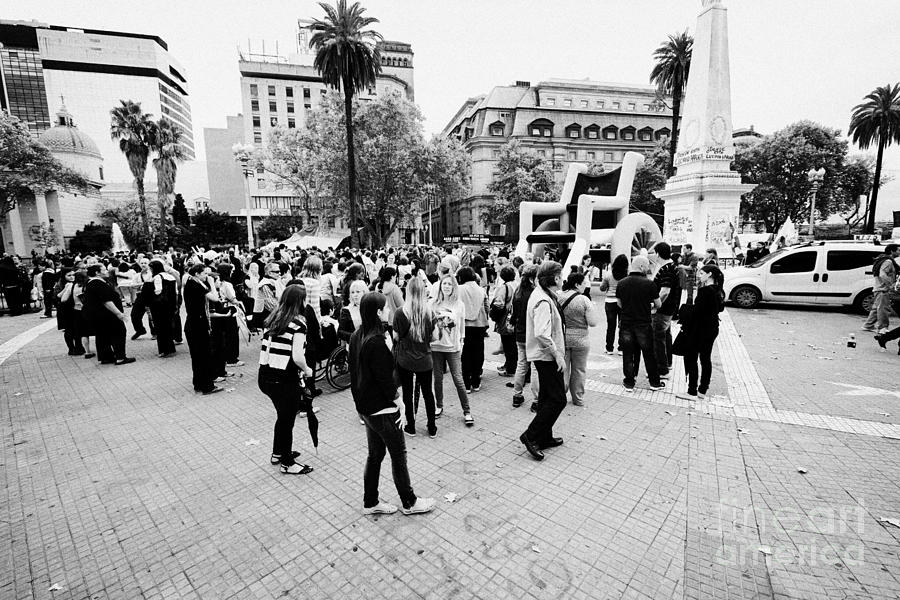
left=723, top=240, right=884, bottom=313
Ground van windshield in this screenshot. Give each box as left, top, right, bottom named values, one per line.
left=746, top=248, right=789, bottom=268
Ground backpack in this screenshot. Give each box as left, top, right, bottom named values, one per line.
left=489, top=283, right=511, bottom=323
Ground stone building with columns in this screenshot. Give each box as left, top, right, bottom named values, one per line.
left=0, top=103, right=104, bottom=255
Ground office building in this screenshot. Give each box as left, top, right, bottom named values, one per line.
left=437, top=79, right=674, bottom=240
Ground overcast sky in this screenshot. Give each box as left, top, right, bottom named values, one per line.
left=10, top=0, right=900, bottom=217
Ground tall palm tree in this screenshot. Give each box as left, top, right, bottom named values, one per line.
left=848, top=83, right=900, bottom=234
left=111, top=100, right=154, bottom=250
left=309, top=0, right=382, bottom=249
left=150, top=117, right=185, bottom=246
left=649, top=31, right=693, bottom=177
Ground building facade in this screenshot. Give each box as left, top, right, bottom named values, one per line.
left=0, top=20, right=195, bottom=188
left=437, top=79, right=674, bottom=240
left=205, top=20, right=415, bottom=245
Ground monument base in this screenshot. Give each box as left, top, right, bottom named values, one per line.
left=653, top=171, right=755, bottom=258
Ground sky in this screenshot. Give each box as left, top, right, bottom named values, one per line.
left=9, top=0, right=900, bottom=219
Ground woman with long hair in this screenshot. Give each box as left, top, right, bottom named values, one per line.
left=349, top=292, right=435, bottom=516
left=338, top=279, right=369, bottom=341
left=55, top=268, right=85, bottom=355
left=149, top=259, right=178, bottom=358
left=372, top=266, right=404, bottom=323
left=599, top=254, right=629, bottom=354
left=677, top=265, right=725, bottom=401
left=430, top=274, right=473, bottom=426
left=456, top=266, right=489, bottom=393
left=216, top=262, right=244, bottom=367
left=510, top=264, right=538, bottom=408
left=258, top=284, right=315, bottom=475
left=299, top=255, right=324, bottom=320
left=393, top=277, right=438, bottom=438
left=558, top=272, right=600, bottom=406
left=492, top=266, right=518, bottom=378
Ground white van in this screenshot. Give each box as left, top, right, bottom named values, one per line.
left=723, top=241, right=886, bottom=313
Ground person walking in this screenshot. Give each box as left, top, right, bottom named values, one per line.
left=616, top=256, right=664, bottom=392
left=648, top=242, right=681, bottom=380
left=183, top=264, right=222, bottom=395
left=676, top=265, right=725, bottom=400
left=863, top=244, right=899, bottom=333
left=258, top=284, right=315, bottom=475
left=519, top=261, right=567, bottom=461
left=148, top=259, right=178, bottom=358
left=393, top=277, right=438, bottom=438
left=349, top=292, right=435, bottom=516
left=599, top=254, right=629, bottom=355
left=558, top=272, right=599, bottom=406
left=430, top=274, right=473, bottom=427
left=457, top=267, right=489, bottom=393
left=510, top=264, right=538, bottom=408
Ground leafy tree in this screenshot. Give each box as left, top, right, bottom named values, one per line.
left=191, top=209, right=244, bottom=248
left=630, top=141, right=670, bottom=220
left=733, top=121, right=847, bottom=232
left=69, top=223, right=112, bottom=254
left=99, top=197, right=160, bottom=249
left=260, top=127, right=327, bottom=223
left=310, top=0, right=382, bottom=249
left=0, top=111, right=89, bottom=217
left=110, top=100, right=154, bottom=250
left=483, top=140, right=556, bottom=227
left=256, top=211, right=305, bottom=243
left=848, top=83, right=900, bottom=233
left=171, top=193, right=190, bottom=227
left=649, top=30, right=692, bottom=176
left=150, top=117, right=185, bottom=244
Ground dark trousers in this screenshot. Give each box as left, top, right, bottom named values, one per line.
left=96, top=318, right=127, bottom=362
left=150, top=304, right=176, bottom=355
left=361, top=412, right=417, bottom=510
left=524, top=360, right=567, bottom=446
left=620, top=322, right=660, bottom=387
left=683, top=335, right=717, bottom=395
left=63, top=328, right=84, bottom=354
left=604, top=302, right=620, bottom=352
left=461, top=326, right=486, bottom=388
left=398, top=365, right=436, bottom=432
left=651, top=313, right=673, bottom=375
left=130, top=295, right=155, bottom=336
left=42, top=291, right=54, bottom=317
left=221, top=317, right=240, bottom=363
left=210, top=317, right=229, bottom=377
left=258, top=371, right=299, bottom=466
left=3, top=286, right=24, bottom=315
left=185, top=322, right=215, bottom=392
left=500, top=333, right=517, bottom=374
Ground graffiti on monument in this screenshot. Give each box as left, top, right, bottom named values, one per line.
left=706, top=213, right=736, bottom=257
left=665, top=214, right=693, bottom=245
left=673, top=146, right=735, bottom=167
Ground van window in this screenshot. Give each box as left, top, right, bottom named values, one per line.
left=770, top=251, right=817, bottom=274
left=826, top=250, right=882, bottom=271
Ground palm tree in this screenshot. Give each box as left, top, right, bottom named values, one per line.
left=848, top=83, right=900, bottom=234
left=649, top=30, right=693, bottom=177
left=150, top=117, right=185, bottom=246
left=111, top=100, right=154, bottom=250
left=309, top=0, right=382, bottom=249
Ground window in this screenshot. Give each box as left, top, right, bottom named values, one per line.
left=639, top=128, right=653, bottom=141
left=567, top=151, right=577, bottom=160
left=254, top=132, right=262, bottom=143
left=492, top=149, right=501, bottom=158
left=586, top=129, right=598, bottom=139
left=257, top=178, right=267, bottom=190
left=252, top=116, right=261, bottom=127
left=499, top=111, right=510, bottom=118
left=529, top=119, right=554, bottom=137
left=770, top=251, right=817, bottom=274
left=655, top=128, right=671, bottom=141
left=538, top=150, right=547, bottom=157
left=826, top=251, right=882, bottom=271
left=250, top=84, right=258, bottom=97
left=269, top=101, right=277, bottom=112
left=268, top=85, right=276, bottom=96
left=251, top=99, right=259, bottom=112
left=546, top=98, right=556, bottom=106
left=596, top=100, right=605, bottom=108
left=98, top=166, right=104, bottom=181
left=602, top=126, right=618, bottom=140
left=288, top=118, right=296, bottom=129
left=563, top=99, right=572, bottom=107
left=309, top=215, right=319, bottom=227
left=270, top=116, right=278, bottom=126
left=304, top=103, right=312, bottom=110
left=587, top=152, right=595, bottom=160
left=566, top=124, right=581, bottom=139
left=580, top=99, right=588, bottom=108
left=286, top=87, right=293, bottom=98
left=605, top=152, right=614, bottom=160
left=490, top=125, right=504, bottom=136
left=303, top=87, right=311, bottom=98
left=643, top=104, right=652, bottom=111
left=622, top=129, right=635, bottom=141
left=327, top=216, right=336, bottom=228
left=628, top=102, right=636, bottom=111
left=274, top=181, right=284, bottom=191
left=320, top=89, right=327, bottom=96
left=612, top=101, right=620, bottom=110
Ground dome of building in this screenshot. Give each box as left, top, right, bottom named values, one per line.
left=38, top=103, right=102, bottom=159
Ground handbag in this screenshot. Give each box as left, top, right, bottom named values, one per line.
left=671, top=330, right=689, bottom=356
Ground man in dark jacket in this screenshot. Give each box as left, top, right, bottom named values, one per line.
left=83, top=264, right=135, bottom=365
left=616, top=255, right=664, bottom=391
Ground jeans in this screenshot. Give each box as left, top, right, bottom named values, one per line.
left=604, top=302, right=619, bottom=352
left=185, top=322, right=214, bottom=392
left=258, top=372, right=300, bottom=466
left=513, top=341, right=538, bottom=398
left=683, top=334, right=717, bottom=395
left=432, top=351, right=470, bottom=413
left=461, top=326, right=486, bottom=388
left=398, top=365, right=436, bottom=432
left=620, top=322, right=660, bottom=387
left=500, top=333, right=517, bottom=374
left=651, top=313, right=673, bottom=374
left=362, top=412, right=417, bottom=510
left=565, top=345, right=589, bottom=404
left=864, top=291, right=890, bottom=330
left=524, top=361, right=567, bottom=446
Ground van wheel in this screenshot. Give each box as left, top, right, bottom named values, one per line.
left=731, top=285, right=761, bottom=309
left=853, top=290, right=874, bottom=315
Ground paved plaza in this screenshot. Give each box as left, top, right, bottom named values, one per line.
left=2, top=302, right=899, bottom=600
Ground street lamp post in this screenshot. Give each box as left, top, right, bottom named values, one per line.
left=807, top=167, right=825, bottom=239
left=232, top=143, right=256, bottom=250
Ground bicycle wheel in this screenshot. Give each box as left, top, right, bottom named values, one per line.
left=326, top=346, right=351, bottom=390
left=314, top=358, right=328, bottom=382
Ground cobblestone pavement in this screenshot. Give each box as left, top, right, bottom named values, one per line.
left=1, top=301, right=898, bottom=600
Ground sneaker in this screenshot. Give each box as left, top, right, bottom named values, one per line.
left=861, top=326, right=876, bottom=332
left=572, top=399, right=584, bottom=406
left=472, top=385, right=481, bottom=392
left=130, top=332, right=144, bottom=341
left=648, top=382, right=666, bottom=391
left=174, top=340, right=183, bottom=346
left=676, top=392, right=698, bottom=401
left=435, top=407, right=443, bottom=418
left=114, top=357, right=136, bottom=365
left=404, top=423, right=416, bottom=437
left=428, top=426, right=437, bottom=439
left=401, top=497, right=436, bottom=515
left=160, top=352, right=176, bottom=358
left=281, top=463, right=313, bottom=475
left=512, top=394, right=524, bottom=407
left=464, top=413, right=474, bottom=427
left=83, top=353, right=95, bottom=359
left=271, top=451, right=301, bottom=464
left=505, top=382, right=515, bottom=388
left=623, top=385, right=635, bottom=393
left=227, top=361, right=245, bottom=367
left=605, top=350, right=614, bottom=355
left=363, top=501, right=398, bottom=515
left=875, top=334, right=887, bottom=351
left=202, top=386, right=224, bottom=395
left=214, top=376, right=226, bottom=383
left=466, top=387, right=472, bottom=394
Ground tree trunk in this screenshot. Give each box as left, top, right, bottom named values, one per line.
left=865, top=138, right=886, bottom=234
left=157, top=179, right=168, bottom=247
left=136, top=178, right=153, bottom=252
left=667, top=90, right=682, bottom=177
left=342, top=74, right=359, bottom=249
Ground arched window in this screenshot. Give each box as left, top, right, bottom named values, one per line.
left=655, top=127, right=671, bottom=141
left=621, top=126, right=636, bottom=141
left=528, top=118, right=554, bottom=138
left=565, top=123, right=581, bottom=139
left=602, top=125, right=618, bottom=140
left=402, top=58, right=408, bottom=67
left=638, top=127, right=654, bottom=142
left=584, top=124, right=600, bottom=139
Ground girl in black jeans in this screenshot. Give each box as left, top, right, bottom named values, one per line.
left=599, top=254, right=629, bottom=354
left=392, top=277, right=438, bottom=438
left=349, top=292, right=434, bottom=516
left=677, top=265, right=725, bottom=400
left=258, top=283, right=315, bottom=475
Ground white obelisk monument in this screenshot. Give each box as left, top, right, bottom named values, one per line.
left=653, top=0, right=755, bottom=257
